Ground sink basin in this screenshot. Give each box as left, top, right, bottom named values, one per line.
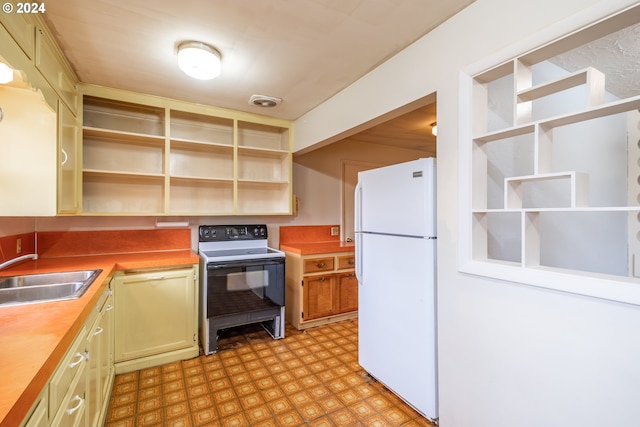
left=0, top=269, right=102, bottom=307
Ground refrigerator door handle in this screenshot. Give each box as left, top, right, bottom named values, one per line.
left=355, top=232, right=363, bottom=283
left=355, top=180, right=363, bottom=283
left=354, top=181, right=363, bottom=232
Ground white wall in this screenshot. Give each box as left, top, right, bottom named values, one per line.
left=294, top=1, right=640, bottom=426
left=292, top=139, right=426, bottom=225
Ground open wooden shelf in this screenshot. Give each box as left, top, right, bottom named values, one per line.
left=80, top=89, right=293, bottom=215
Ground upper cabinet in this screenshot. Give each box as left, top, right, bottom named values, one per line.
left=35, top=27, right=78, bottom=114
left=0, top=79, right=57, bottom=216
left=0, top=4, right=80, bottom=216
left=0, top=2, right=78, bottom=114
left=80, top=86, right=293, bottom=216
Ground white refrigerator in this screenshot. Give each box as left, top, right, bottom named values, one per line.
left=354, top=157, right=438, bottom=421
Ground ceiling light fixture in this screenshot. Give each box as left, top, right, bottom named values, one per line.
left=0, top=62, right=13, bottom=84
left=177, top=41, right=221, bottom=80
left=431, top=122, right=437, bottom=137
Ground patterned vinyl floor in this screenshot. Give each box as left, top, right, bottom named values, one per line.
left=105, top=319, right=435, bottom=427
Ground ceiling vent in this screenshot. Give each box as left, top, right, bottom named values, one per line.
left=249, top=94, right=282, bottom=108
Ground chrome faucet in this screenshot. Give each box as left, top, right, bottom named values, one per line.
left=0, top=253, right=38, bottom=271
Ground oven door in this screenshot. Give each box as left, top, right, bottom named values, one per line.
left=205, top=257, right=285, bottom=318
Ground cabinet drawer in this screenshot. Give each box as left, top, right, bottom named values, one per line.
left=303, top=257, right=334, bottom=273
left=337, top=254, right=355, bottom=270
left=49, top=326, right=86, bottom=416
left=20, top=389, right=48, bottom=427
left=50, top=362, right=87, bottom=427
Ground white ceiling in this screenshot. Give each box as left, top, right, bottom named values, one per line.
left=42, top=0, right=474, bottom=122
left=550, top=23, right=640, bottom=99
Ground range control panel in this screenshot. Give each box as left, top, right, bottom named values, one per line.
left=199, top=224, right=268, bottom=242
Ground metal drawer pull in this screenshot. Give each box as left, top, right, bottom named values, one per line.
left=66, top=395, right=84, bottom=415
left=94, top=326, right=104, bottom=336
left=68, top=352, right=84, bottom=368
left=105, top=304, right=113, bottom=312
left=317, top=262, right=326, bottom=268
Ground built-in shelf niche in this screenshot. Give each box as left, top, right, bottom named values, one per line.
left=83, top=129, right=165, bottom=176
left=238, top=121, right=289, bottom=151
left=169, top=178, right=234, bottom=214
left=504, top=171, right=589, bottom=210
left=237, top=181, right=291, bottom=214
left=83, top=173, right=165, bottom=214
left=83, top=96, right=164, bottom=136
left=466, top=4, right=640, bottom=288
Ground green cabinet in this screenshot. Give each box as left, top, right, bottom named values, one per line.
left=113, top=265, right=199, bottom=373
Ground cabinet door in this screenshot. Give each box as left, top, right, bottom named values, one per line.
left=35, top=27, right=77, bottom=113
left=0, top=2, right=35, bottom=59
left=58, top=100, right=79, bottom=213
left=336, top=272, right=358, bottom=314
left=0, top=85, right=57, bottom=215
left=100, top=293, right=114, bottom=404
left=86, top=291, right=113, bottom=427
left=86, top=307, right=103, bottom=427
left=50, top=362, right=87, bottom=427
left=303, top=275, right=336, bottom=320
left=114, top=268, right=196, bottom=362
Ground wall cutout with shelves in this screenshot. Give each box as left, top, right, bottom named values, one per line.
left=80, top=88, right=293, bottom=215
left=461, top=4, right=640, bottom=304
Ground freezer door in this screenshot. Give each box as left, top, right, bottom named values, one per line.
left=356, top=158, right=436, bottom=237
left=358, top=232, right=438, bottom=419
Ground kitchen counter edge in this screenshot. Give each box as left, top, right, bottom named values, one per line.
left=279, top=242, right=355, bottom=255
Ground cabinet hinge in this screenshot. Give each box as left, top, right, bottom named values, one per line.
left=194, top=273, right=197, bottom=282
left=301, top=312, right=304, bottom=319
left=193, top=333, right=197, bottom=342
left=301, top=280, right=303, bottom=287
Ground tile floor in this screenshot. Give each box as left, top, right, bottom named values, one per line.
left=105, top=319, right=434, bottom=427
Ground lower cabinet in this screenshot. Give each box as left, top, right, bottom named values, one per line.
left=285, top=251, right=358, bottom=330
left=336, top=272, right=358, bottom=313
left=113, top=265, right=199, bottom=373
left=86, top=289, right=114, bottom=427
left=20, top=282, right=114, bottom=427
left=18, top=262, right=199, bottom=426
left=304, top=274, right=337, bottom=320
left=50, top=361, right=87, bottom=427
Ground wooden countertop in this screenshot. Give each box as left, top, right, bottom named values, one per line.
left=0, top=250, right=199, bottom=427
left=280, top=241, right=355, bottom=255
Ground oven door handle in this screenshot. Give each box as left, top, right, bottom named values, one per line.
left=207, top=258, right=283, bottom=270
